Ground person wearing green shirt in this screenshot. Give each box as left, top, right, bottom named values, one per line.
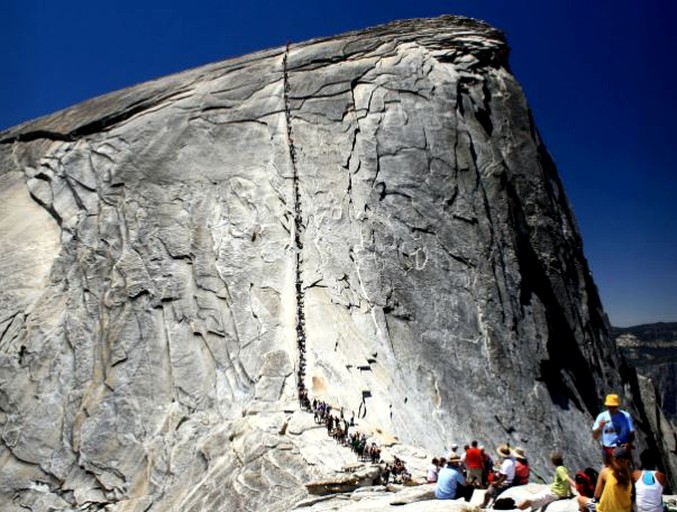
left=517, top=452, right=575, bottom=510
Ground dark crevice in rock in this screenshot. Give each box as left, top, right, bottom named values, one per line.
left=382, top=304, right=412, bottom=322
left=381, top=86, right=432, bottom=102
left=375, top=182, right=412, bottom=202
left=27, top=189, right=63, bottom=228
left=63, top=176, right=88, bottom=212
left=436, top=238, right=474, bottom=268
left=192, top=115, right=272, bottom=128
left=456, top=83, right=467, bottom=118
left=304, top=279, right=326, bottom=290
left=1, top=89, right=191, bottom=144
left=452, top=213, right=477, bottom=224
left=494, top=415, right=516, bottom=435
left=410, top=226, right=435, bottom=236
left=0, top=312, right=21, bottom=344
left=505, top=179, right=598, bottom=415
left=475, top=81, right=494, bottom=136
left=287, top=55, right=347, bottom=73
left=1, top=129, right=73, bottom=143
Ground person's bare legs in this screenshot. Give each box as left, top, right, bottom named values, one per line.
left=577, top=495, right=592, bottom=512
left=517, top=499, right=532, bottom=510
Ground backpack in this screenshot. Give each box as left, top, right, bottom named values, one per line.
left=494, top=497, right=516, bottom=510
left=575, top=468, right=599, bottom=498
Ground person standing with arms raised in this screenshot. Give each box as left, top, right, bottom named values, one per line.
left=592, top=394, right=635, bottom=465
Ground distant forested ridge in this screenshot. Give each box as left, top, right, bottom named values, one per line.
left=613, top=322, right=677, bottom=421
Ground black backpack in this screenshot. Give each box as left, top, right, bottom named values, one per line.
left=493, top=497, right=516, bottom=509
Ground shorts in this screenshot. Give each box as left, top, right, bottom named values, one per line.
left=527, top=488, right=559, bottom=509
left=586, top=498, right=598, bottom=512
left=467, top=468, right=483, bottom=483
left=486, top=482, right=511, bottom=499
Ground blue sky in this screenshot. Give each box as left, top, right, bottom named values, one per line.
left=2, top=1, right=675, bottom=327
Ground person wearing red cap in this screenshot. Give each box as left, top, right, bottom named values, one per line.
left=592, top=394, right=635, bottom=465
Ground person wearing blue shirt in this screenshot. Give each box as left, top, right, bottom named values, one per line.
left=592, top=393, right=635, bottom=465
left=435, top=455, right=466, bottom=500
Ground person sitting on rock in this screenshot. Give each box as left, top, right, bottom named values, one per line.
left=392, top=457, right=410, bottom=483
left=435, top=455, right=467, bottom=500
left=577, top=446, right=633, bottom=512
left=517, top=451, right=574, bottom=510
left=513, top=447, right=530, bottom=485
left=633, top=449, right=667, bottom=512
left=427, top=457, right=441, bottom=483
left=481, top=444, right=516, bottom=508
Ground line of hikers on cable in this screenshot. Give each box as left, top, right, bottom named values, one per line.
left=302, top=395, right=414, bottom=483
left=428, top=393, right=668, bottom=512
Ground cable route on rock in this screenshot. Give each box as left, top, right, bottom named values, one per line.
left=283, top=43, right=309, bottom=407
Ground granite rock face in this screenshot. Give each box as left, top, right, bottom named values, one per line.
left=0, top=15, right=673, bottom=510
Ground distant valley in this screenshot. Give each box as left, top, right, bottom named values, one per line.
left=613, top=322, right=677, bottom=422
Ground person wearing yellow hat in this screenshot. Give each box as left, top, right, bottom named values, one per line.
left=592, top=394, right=635, bottom=465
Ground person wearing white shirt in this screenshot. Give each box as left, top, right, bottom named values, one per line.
left=480, top=444, right=515, bottom=508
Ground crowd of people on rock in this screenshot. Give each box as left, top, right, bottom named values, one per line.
left=298, top=363, right=670, bottom=512
left=424, top=393, right=669, bottom=512
left=291, top=244, right=669, bottom=512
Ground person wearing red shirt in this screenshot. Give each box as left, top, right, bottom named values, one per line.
left=465, top=440, right=484, bottom=486
left=513, top=447, right=530, bottom=485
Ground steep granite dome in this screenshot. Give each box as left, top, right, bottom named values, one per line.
left=0, top=16, right=673, bottom=510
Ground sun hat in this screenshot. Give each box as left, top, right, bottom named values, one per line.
left=447, top=454, right=462, bottom=464
left=496, top=444, right=512, bottom=458
left=513, top=447, right=527, bottom=461
left=604, top=394, right=621, bottom=407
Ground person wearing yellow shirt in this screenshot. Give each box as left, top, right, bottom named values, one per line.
left=577, top=447, right=632, bottom=512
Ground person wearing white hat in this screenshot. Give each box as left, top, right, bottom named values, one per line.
left=448, top=443, right=460, bottom=460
